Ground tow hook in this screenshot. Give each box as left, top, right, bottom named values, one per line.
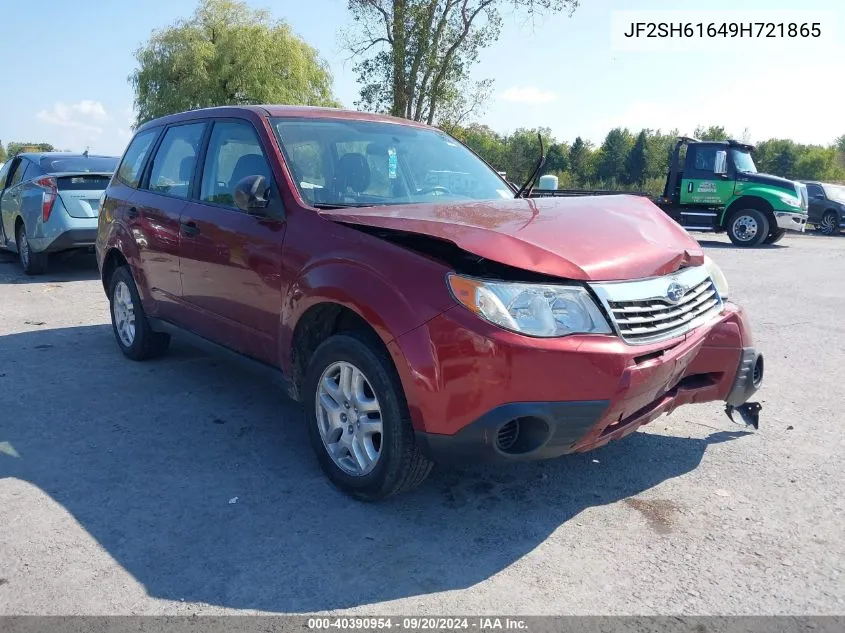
left=725, top=402, right=762, bottom=430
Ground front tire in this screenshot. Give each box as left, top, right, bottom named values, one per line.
left=303, top=331, right=433, bottom=501
left=764, top=228, right=787, bottom=244
left=108, top=266, right=170, bottom=360
left=16, top=223, right=48, bottom=275
left=727, top=208, right=770, bottom=247
left=818, top=211, right=839, bottom=236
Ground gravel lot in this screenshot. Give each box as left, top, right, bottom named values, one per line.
left=1, top=233, right=843, bottom=616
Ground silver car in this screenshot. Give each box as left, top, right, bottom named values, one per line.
left=0, top=152, right=119, bottom=274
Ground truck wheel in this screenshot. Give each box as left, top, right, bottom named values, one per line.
left=16, top=223, right=48, bottom=275
left=303, top=331, right=433, bottom=501
left=818, top=211, right=838, bottom=235
left=764, top=228, right=787, bottom=244
left=108, top=266, right=171, bottom=360
left=727, top=209, right=769, bottom=247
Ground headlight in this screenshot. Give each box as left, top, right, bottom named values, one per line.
left=447, top=274, right=611, bottom=337
left=703, top=256, right=729, bottom=301
left=778, top=194, right=802, bottom=208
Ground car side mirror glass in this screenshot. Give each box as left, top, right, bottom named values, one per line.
left=234, top=175, right=270, bottom=215
left=714, top=150, right=728, bottom=175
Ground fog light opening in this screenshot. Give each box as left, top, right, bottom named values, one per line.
left=496, top=420, right=519, bottom=451
left=495, top=416, right=550, bottom=455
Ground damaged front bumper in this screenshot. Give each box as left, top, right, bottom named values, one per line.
left=724, top=347, right=765, bottom=429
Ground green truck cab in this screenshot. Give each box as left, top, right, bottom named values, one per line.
left=656, top=137, right=809, bottom=246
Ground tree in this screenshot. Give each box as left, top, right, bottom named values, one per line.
left=345, top=0, right=579, bottom=125
left=130, top=0, right=339, bottom=126
left=626, top=129, right=649, bottom=188
left=568, top=136, right=591, bottom=186
left=6, top=142, right=55, bottom=158
left=595, top=128, right=633, bottom=186
left=694, top=125, right=729, bottom=141
left=0, top=141, right=6, bottom=164
left=754, top=139, right=799, bottom=180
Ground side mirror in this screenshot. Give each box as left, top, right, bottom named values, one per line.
left=234, top=175, right=270, bottom=214
left=714, top=150, right=728, bottom=176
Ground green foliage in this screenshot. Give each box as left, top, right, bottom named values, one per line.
left=6, top=142, right=55, bottom=158
left=0, top=141, right=6, bottom=164
left=447, top=123, right=845, bottom=193
left=346, top=0, right=578, bottom=125
left=694, top=125, right=729, bottom=141
left=626, top=130, right=649, bottom=188
left=130, top=0, right=339, bottom=126
left=595, top=128, right=633, bottom=185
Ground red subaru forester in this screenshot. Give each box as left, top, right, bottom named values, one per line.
left=96, top=106, right=764, bottom=500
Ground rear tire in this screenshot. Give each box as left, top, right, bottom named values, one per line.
left=108, top=266, right=170, bottom=361
left=303, top=331, right=432, bottom=501
left=817, top=211, right=839, bottom=236
left=16, top=223, right=48, bottom=275
left=764, top=228, right=787, bottom=244
left=727, top=208, right=769, bottom=247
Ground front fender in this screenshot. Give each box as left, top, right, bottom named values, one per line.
left=279, top=255, right=454, bottom=371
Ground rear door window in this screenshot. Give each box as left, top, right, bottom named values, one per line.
left=7, top=159, right=26, bottom=187
left=117, top=129, right=160, bottom=188
left=146, top=123, right=206, bottom=199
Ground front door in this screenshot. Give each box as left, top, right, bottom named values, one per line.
left=679, top=144, right=735, bottom=207
left=178, top=119, right=285, bottom=364
left=805, top=182, right=826, bottom=224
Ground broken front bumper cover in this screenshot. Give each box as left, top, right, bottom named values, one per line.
left=724, top=346, right=764, bottom=429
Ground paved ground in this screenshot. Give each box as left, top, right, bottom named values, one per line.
left=0, top=233, right=843, bottom=616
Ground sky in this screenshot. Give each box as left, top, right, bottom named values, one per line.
left=0, top=0, right=842, bottom=157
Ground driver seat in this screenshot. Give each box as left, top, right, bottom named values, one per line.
left=334, top=153, right=371, bottom=199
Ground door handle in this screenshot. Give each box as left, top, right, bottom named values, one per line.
left=180, top=221, right=200, bottom=236
left=127, top=206, right=139, bottom=219
left=687, top=182, right=693, bottom=193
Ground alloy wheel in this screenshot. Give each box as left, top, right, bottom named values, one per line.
left=315, top=361, right=384, bottom=476
left=112, top=280, right=136, bottom=347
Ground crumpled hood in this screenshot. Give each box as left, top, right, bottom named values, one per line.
left=325, top=195, right=704, bottom=281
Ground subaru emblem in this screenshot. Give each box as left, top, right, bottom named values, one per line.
left=666, top=281, right=686, bottom=303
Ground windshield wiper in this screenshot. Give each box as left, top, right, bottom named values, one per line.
left=515, top=132, right=547, bottom=199
left=312, top=202, right=375, bottom=210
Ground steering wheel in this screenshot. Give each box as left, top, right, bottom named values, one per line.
left=418, top=185, right=451, bottom=196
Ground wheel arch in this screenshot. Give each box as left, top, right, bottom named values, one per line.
left=100, top=247, right=129, bottom=296
left=723, top=196, right=775, bottom=229
left=287, top=301, right=392, bottom=401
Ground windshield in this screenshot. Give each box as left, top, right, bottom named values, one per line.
left=822, top=184, right=845, bottom=202
left=271, top=117, right=513, bottom=207
left=40, top=156, right=119, bottom=174
left=730, top=149, right=757, bottom=173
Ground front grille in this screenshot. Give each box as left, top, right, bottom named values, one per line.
left=590, top=266, right=723, bottom=345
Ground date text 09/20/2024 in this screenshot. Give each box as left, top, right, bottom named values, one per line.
left=307, top=618, right=528, bottom=630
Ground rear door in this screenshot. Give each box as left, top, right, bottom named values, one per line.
left=130, top=122, right=207, bottom=321
left=178, top=118, right=285, bottom=363
left=0, top=158, right=27, bottom=246
left=0, top=158, right=18, bottom=245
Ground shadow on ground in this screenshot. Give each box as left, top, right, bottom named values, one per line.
left=696, top=239, right=787, bottom=250
left=0, top=325, right=749, bottom=612
left=0, top=250, right=99, bottom=284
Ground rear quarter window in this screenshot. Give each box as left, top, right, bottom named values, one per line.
left=117, top=129, right=160, bottom=188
